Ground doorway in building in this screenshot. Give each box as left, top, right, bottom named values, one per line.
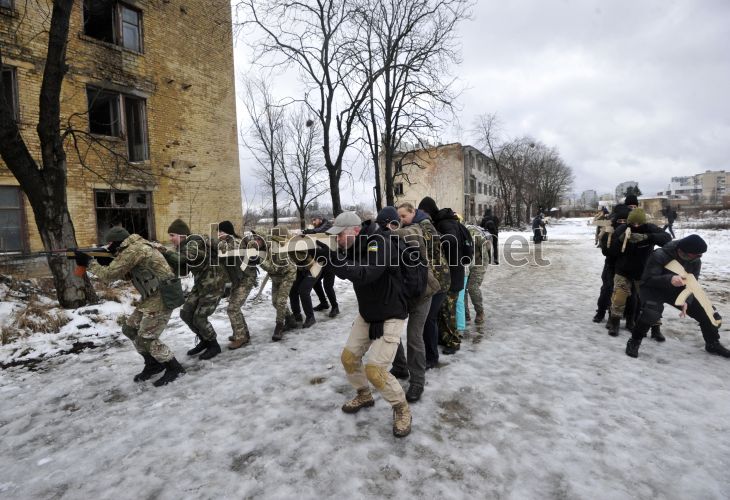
left=95, top=190, right=154, bottom=242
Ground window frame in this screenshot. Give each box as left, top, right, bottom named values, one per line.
left=117, top=3, right=143, bottom=53
left=0, top=0, right=14, bottom=10
left=1, top=66, right=19, bottom=122
left=94, top=189, right=156, bottom=242
left=0, top=185, right=28, bottom=254
left=394, top=182, right=404, bottom=196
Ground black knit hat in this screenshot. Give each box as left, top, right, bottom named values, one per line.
left=103, top=226, right=130, bottom=243
left=612, top=204, right=630, bottom=222
left=376, top=206, right=399, bottom=225
left=677, top=234, right=707, bottom=254
left=624, top=194, right=639, bottom=206
left=218, top=220, right=239, bottom=238
left=167, top=218, right=190, bottom=236
left=418, top=196, right=439, bottom=218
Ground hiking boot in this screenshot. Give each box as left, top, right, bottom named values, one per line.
left=625, top=338, right=641, bottom=358
left=153, top=358, right=186, bottom=387
left=390, top=366, right=409, bottom=380
left=198, top=340, right=221, bottom=360
left=228, top=335, right=235, bottom=342
left=302, top=316, right=316, bottom=329
left=607, top=316, right=620, bottom=337
left=228, top=334, right=250, bottom=350
left=475, top=312, right=485, bottom=325
left=442, top=345, right=459, bottom=355
left=425, top=360, right=438, bottom=370
left=292, top=312, right=303, bottom=323
left=285, top=314, right=300, bottom=331
left=341, top=388, right=375, bottom=414
left=272, top=322, right=285, bottom=342
left=328, top=306, right=340, bottom=318
left=650, top=325, right=665, bottom=342
left=187, top=338, right=208, bottom=356
left=313, top=302, right=329, bottom=312
left=705, top=341, right=730, bottom=358
left=405, top=384, right=423, bottom=403
left=133, top=353, right=165, bottom=382
left=392, top=402, right=412, bottom=438
left=592, top=310, right=605, bottom=323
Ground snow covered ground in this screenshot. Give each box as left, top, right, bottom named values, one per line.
left=1, top=219, right=729, bottom=499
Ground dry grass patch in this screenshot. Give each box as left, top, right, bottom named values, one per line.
left=1, top=298, right=71, bottom=345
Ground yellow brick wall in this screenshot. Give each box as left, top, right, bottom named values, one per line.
left=0, top=1, right=242, bottom=252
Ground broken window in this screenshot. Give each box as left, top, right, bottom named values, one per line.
left=394, top=183, right=404, bottom=196
left=1, top=67, right=18, bottom=121
left=87, top=87, right=120, bottom=136
left=87, top=86, right=149, bottom=161
left=0, top=0, right=14, bottom=9
left=95, top=190, right=153, bottom=242
left=83, top=1, right=143, bottom=52
left=0, top=186, right=25, bottom=253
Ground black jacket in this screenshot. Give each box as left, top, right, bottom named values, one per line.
left=641, top=240, right=701, bottom=291
left=329, top=221, right=407, bottom=322
left=480, top=214, right=500, bottom=235
left=433, top=208, right=465, bottom=292
left=610, top=223, right=671, bottom=280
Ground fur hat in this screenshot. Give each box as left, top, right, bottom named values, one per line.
left=103, top=226, right=130, bottom=243
left=167, top=218, right=190, bottom=236
left=627, top=208, right=647, bottom=225
left=677, top=234, right=707, bottom=254
left=218, top=220, right=238, bottom=238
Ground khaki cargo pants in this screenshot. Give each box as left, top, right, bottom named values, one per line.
left=122, top=308, right=174, bottom=363
left=341, top=315, right=406, bottom=406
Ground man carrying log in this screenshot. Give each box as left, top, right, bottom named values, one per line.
left=625, top=234, right=728, bottom=358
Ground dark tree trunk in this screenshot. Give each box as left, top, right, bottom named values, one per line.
left=328, top=168, right=342, bottom=216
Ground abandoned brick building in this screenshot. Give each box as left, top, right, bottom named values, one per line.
left=0, top=1, right=242, bottom=264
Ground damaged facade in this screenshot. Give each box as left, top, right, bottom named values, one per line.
left=380, top=143, right=500, bottom=223
left=0, top=0, right=241, bottom=256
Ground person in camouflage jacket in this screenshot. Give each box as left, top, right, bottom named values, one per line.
left=78, top=226, right=186, bottom=386
left=464, top=224, right=491, bottom=325
left=163, top=219, right=226, bottom=360
left=259, top=225, right=298, bottom=341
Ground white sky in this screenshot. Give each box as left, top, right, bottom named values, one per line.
left=233, top=0, right=730, bottom=207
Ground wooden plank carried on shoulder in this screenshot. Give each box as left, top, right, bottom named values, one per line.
left=664, top=259, right=721, bottom=327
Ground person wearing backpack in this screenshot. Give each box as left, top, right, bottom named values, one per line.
left=315, top=211, right=412, bottom=437
left=480, top=208, right=500, bottom=264
left=417, top=197, right=469, bottom=355
left=163, top=219, right=226, bottom=361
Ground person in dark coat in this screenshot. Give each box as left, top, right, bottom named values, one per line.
left=626, top=235, right=728, bottom=358
left=532, top=214, right=546, bottom=244
left=480, top=208, right=500, bottom=264
left=418, top=197, right=465, bottom=355
left=606, top=208, right=671, bottom=337
left=593, top=204, right=630, bottom=322
left=661, top=206, right=677, bottom=239
left=304, top=214, right=339, bottom=317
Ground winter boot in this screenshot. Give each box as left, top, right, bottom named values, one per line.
left=650, top=325, right=666, bottom=342
left=228, top=335, right=235, bottom=342
left=475, top=312, right=485, bottom=325
left=328, top=305, right=340, bottom=318
left=606, top=316, right=620, bottom=337
left=405, top=384, right=423, bottom=403
left=199, top=340, right=221, bottom=360
left=285, top=314, right=300, bottom=331
left=292, top=312, right=304, bottom=323
left=390, top=366, right=409, bottom=380
left=187, top=338, right=208, bottom=356
left=341, top=388, right=375, bottom=414
left=272, top=322, right=285, bottom=342
left=133, top=353, right=165, bottom=382
left=592, top=310, right=606, bottom=323
left=392, top=402, right=412, bottom=438
left=705, top=341, right=730, bottom=358
left=442, top=344, right=459, bottom=355
left=313, top=302, right=329, bottom=312
left=153, top=358, right=186, bottom=387
left=228, top=333, right=251, bottom=350
left=625, top=337, right=642, bottom=358
left=302, top=316, right=316, bottom=329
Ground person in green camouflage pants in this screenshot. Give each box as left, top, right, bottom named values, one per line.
left=81, top=226, right=186, bottom=386
left=260, top=225, right=298, bottom=341
left=217, top=221, right=260, bottom=349
left=164, top=219, right=226, bottom=360
left=465, top=224, right=490, bottom=325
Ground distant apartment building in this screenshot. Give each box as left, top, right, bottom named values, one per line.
left=379, top=143, right=501, bottom=223
left=579, top=190, right=598, bottom=209
left=0, top=1, right=241, bottom=255
left=660, top=170, right=729, bottom=204
left=615, top=181, right=638, bottom=201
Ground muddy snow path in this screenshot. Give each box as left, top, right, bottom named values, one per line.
left=1, top=220, right=729, bottom=499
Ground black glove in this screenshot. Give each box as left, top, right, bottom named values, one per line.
left=368, top=321, right=385, bottom=341
left=74, top=250, right=91, bottom=267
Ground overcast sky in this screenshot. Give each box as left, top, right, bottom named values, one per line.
left=234, top=0, right=730, bottom=207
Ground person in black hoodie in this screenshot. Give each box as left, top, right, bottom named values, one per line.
left=480, top=208, right=500, bottom=264
left=532, top=213, right=546, bottom=244
left=626, top=234, right=728, bottom=358
left=418, top=197, right=465, bottom=355
left=318, top=211, right=412, bottom=438
left=593, top=204, right=631, bottom=322
left=304, top=215, right=339, bottom=316
left=607, top=208, right=671, bottom=337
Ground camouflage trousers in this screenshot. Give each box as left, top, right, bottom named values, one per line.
left=228, top=275, right=256, bottom=341
left=438, top=290, right=461, bottom=349
left=180, top=284, right=224, bottom=342
left=466, top=265, right=487, bottom=315
left=122, top=307, right=174, bottom=363
left=270, top=270, right=296, bottom=324
left=610, top=274, right=636, bottom=317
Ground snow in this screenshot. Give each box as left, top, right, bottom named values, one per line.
left=1, top=219, right=730, bottom=499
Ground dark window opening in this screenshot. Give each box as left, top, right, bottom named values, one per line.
left=95, top=190, right=153, bottom=242
left=394, top=183, right=404, bottom=196
left=87, top=86, right=149, bottom=160
left=0, top=0, right=14, bottom=9
left=0, top=186, right=25, bottom=253
left=83, top=1, right=143, bottom=52
left=1, top=67, right=18, bottom=121
left=124, top=96, right=148, bottom=161
left=87, top=87, right=120, bottom=136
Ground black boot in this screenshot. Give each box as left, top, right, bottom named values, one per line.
left=650, top=325, right=666, bottom=342
left=625, top=337, right=642, bottom=358
left=313, top=302, right=329, bottom=312
left=606, top=316, right=620, bottom=337
left=406, top=384, right=423, bottom=403
left=153, top=358, right=186, bottom=387
left=199, top=340, right=221, bottom=360
left=293, top=312, right=303, bottom=323
left=705, top=341, right=730, bottom=358
left=592, top=310, right=606, bottom=323
left=285, top=314, right=300, bottom=331
left=328, top=305, right=340, bottom=318
left=133, top=353, right=165, bottom=382
left=302, top=316, right=316, bottom=329
left=272, top=322, right=285, bottom=341
left=187, top=338, right=208, bottom=356
left=390, top=366, right=409, bottom=380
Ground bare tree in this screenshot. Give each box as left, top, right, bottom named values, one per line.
left=236, top=0, right=382, bottom=215
left=279, top=106, right=329, bottom=229
left=240, top=77, right=286, bottom=226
